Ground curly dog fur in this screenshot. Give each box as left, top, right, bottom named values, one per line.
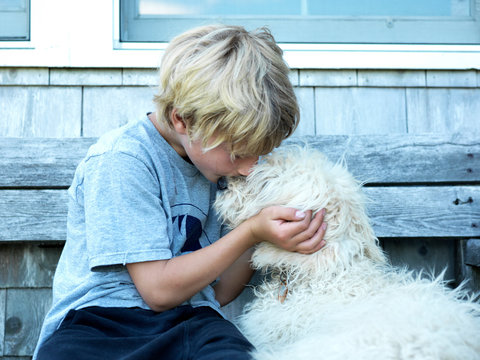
left=214, top=145, right=480, bottom=360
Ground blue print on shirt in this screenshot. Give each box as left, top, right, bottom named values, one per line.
left=171, top=203, right=211, bottom=255
left=173, top=215, right=202, bottom=252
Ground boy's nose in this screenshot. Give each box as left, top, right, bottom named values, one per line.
left=237, top=156, right=259, bottom=176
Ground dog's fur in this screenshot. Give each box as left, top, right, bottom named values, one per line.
left=214, top=145, right=480, bottom=360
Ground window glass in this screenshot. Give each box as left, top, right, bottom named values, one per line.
left=138, top=0, right=468, bottom=17
left=308, top=0, right=466, bottom=16
left=0, top=0, right=30, bottom=41
left=139, top=0, right=300, bottom=16
left=120, top=0, right=479, bottom=44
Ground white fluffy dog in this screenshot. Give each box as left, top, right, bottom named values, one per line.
left=214, top=145, right=480, bottom=360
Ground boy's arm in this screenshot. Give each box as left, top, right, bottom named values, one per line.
left=127, top=206, right=326, bottom=312
left=213, top=208, right=327, bottom=306
left=212, top=247, right=255, bottom=307
left=127, top=221, right=256, bottom=312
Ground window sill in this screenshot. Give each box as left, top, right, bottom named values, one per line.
left=1, top=43, right=479, bottom=70
left=115, top=42, right=480, bottom=70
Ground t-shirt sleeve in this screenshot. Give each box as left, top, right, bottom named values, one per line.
left=82, top=150, right=173, bottom=270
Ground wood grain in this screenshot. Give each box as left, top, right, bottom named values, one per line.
left=0, top=137, right=95, bottom=187
left=0, top=87, right=82, bottom=138
left=365, top=186, right=480, bottom=238
left=406, top=88, right=480, bottom=134
left=287, top=134, right=480, bottom=184
left=382, top=238, right=456, bottom=281
left=0, top=244, right=62, bottom=287
left=4, top=289, right=51, bottom=356
left=314, top=87, right=407, bottom=135
left=82, top=87, right=156, bottom=137
left=0, top=289, right=5, bottom=356
left=1, top=134, right=478, bottom=187
left=0, top=186, right=478, bottom=242
left=0, top=190, right=68, bottom=241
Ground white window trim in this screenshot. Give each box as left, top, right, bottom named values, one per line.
left=0, top=0, right=479, bottom=69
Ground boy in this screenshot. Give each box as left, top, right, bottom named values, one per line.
left=34, top=25, right=326, bottom=360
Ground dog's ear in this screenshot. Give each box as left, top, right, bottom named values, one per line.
left=214, top=176, right=252, bottom=228
left=318, top=158, right=386, bottom=264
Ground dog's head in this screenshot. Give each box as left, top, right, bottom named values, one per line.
left=214, top=145, right=386, bottom=276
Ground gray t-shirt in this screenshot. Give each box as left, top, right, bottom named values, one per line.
left=34, top=116, right=224, bottom=358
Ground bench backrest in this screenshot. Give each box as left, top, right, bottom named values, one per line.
left=0, top=134, right=479, bottom=358
left=1, top=135, right=478, bottom=241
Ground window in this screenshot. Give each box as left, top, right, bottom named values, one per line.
left=120, top=0, right=480, bottom=44
left=0, top=1, right=478, bottom=69
left=0, top=0, right=30, bottom=41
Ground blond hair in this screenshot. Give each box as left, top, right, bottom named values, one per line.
left=154, top=24, right=299, bottom=157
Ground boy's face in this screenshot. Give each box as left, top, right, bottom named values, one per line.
left=165, top=109, right=259, bottom=183
left=183, top=139, right=259, bottom=183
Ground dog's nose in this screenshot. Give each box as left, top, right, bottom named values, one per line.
left=217, top=177, right=228, bottom=190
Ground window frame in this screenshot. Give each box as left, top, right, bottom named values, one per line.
left=0, top=0, right=30, bottom=41
left=0, top=0, right=478, bottom=69
left=119, top=0, right=480, bottom=45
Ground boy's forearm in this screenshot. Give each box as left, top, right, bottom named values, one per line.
left=213, top=247, right=255, bottom=307
left=127, top=221, right=257, bottom=312
left=128, top=206, right=325, bottom=312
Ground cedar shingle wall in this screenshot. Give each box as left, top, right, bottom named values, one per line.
left=1, top=68, right=479, bottom=137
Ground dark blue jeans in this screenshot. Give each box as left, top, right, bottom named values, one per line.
left=36, top=305, right=254, bottom=360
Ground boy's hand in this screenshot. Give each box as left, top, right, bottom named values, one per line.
left=247, top=206, right=327, bottom=254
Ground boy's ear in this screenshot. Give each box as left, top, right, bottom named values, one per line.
left=170, top=109, right=187, bottom=135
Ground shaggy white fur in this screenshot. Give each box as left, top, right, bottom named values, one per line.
left=214, top=145, right=480, bottom=360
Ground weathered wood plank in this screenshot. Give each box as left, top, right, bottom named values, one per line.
left=288, top=70, right=299, bottom=87
left=0, top=67, right=48, bottom=85
left=0, top=190, right=68, bottom=241
left=426, top=70, right=477, bottom=88
left=82, top=86, right=156, bottom=137
left=456, top=239, right=480, bottom=293
left=50, top=68, right=122, bottom=86
left=122, top=68, right=158, bottom=86
left=357, top=70, right=425, bottom=87
left=299, top=70, right=356, bottom=87
left=406, top=88, right=480, bottom=134
left=382, top=238, right=456, bottom=281
left=0, top=186, right=478, bottom=242
left=314, top=87, right=407, bottom=135
left=0, top=244, right=62, bottom=287
left=0, top=87, right=82, bottom=137
left=0, top=137, right=95, bottom=187
left=293, top=87, right=315, bottom=136
left=365, top=186, right=479, bottom=238
left=0, top=289, right=5, bottom=356
left=1, top=134, right=478, bottom=187
left=4, top=288, right=51, bottom=356
left=287, top=134, right=480, bottom=183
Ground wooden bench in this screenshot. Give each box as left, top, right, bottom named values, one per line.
left=1, top=135, right=479, bottom=359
